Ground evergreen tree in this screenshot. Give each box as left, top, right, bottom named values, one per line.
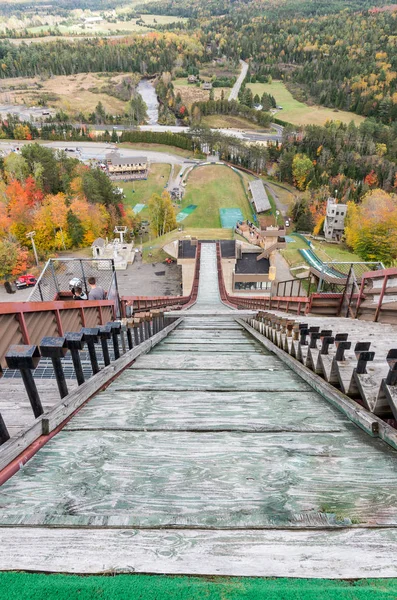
left=66, top=209, right=85, bottom=247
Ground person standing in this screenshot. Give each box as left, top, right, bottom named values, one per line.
left=87, top=277, right=106, bottom=300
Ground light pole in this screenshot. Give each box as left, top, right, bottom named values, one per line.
left=26, top=231, right=39, bottom=267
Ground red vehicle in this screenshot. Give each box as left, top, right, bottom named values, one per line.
left=16, top=274, right=37, bottom=289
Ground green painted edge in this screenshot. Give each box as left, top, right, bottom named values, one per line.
left=2, top=572, right=397, bottom=599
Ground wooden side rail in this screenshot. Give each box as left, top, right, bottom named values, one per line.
left=243, top=311, right=397, bottom=449
left=0, top=300, right=115, bottom=369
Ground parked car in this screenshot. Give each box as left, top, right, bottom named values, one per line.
left=15, top=274, right=37, bottom=289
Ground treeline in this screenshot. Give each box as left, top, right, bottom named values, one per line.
left=190, top=99, right=272, bottom=128
left=0, top=33, right=203, bottom=78
left=196, top=8, right=397, bottom=123
left=273, top=119, right=397, bottom=200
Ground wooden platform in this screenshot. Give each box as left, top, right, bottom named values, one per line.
left=0, top=245, right=397, bottom=577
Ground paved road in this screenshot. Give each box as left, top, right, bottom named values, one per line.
left=0, top=141, right=185, bottom=166
left=229, top=60, right=249, bottom=101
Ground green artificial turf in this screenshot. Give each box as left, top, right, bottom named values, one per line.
left=2, top=573, right=397, bottom=599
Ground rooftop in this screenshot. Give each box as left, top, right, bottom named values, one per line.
left=106, top=152, right=147, bottom=166
left=249, top=180, right=271, bottom=213
left=235, top=252, right=270, bottom=274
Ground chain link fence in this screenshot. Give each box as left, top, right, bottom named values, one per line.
left=29, top=258, right=120, bottom=314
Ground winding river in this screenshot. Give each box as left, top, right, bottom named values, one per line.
left=137, top=79, right=159, bottom=126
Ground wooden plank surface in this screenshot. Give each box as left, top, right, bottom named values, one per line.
left=131, top=353, right=281, bottom=370
left=64, top=390, right=349, bottom=432
left=1, top=526, right=397, bottom=577
left=1, top=429, right=397, bottom=527
left=152, top=344, right=264, bottom=353
left=111, top=369, right=312, bottom=392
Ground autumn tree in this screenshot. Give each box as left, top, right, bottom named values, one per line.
left=148, top=191, right=177, bottom=237
left=345, top=189, right=397, bottom=264
left=0, top=238, right=29, bottom=279
left=292, top=154, right=313, bottom=191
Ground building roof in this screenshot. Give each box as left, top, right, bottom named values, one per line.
left=178, top=240, right=197, bottom=259
left=235, top=253, right=270, bottom=274
left=249, top=180, right=271, bottom=213
left=106, top=152, right=147, bottom=166
left=91, top=238, right=106, bottom=248
left=220, top=240, right=236, bottom=258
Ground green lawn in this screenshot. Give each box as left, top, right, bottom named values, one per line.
left=179, top=164, right=254, bottom=228
left=201, top=114, right=266, bottom=131
left=118, top=142, right=201, bottom=159
left=2, top=573, right=397, bottom=600
left=247, top=81, right=364, bottom=126
left=121, top=163, right=171, bottom=211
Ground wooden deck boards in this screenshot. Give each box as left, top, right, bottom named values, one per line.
left=1, top=526, right=397, bottom=578
left=64, top=390, right=349, bottom=432
left=1, top=428, right=397, bottom=528
left=0, top=246, right=396, bottom=576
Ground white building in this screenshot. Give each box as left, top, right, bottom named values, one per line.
left=324, top=197, right=347, bottom=241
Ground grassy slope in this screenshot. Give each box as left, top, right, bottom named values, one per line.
left=201, top=114, right=266, bottom=130
left=282, top=234, right=362, bottom=268
left=179, top=164, right=254, bottom=228
left=121, top=163, right=171, bottom=210
left=2, top=573, right=397, bottom=599
left=118, top=142, right=201, bottom=159
left=247, top=81, right=364, bottom=126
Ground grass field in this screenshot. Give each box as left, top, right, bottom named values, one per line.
left=201, top=114, right=265, bottom=130
left=179, top=164, right=253, bottom=228
left=1, top=572, right=397, bottom=599
left=121, top=163, right=170, bottom=210
left=173, top=82, right=230, bottom=109
left=0, top=73, right=130, bottom=116
left=24, top=14, right=186, bottom=37
left=118, top=142, right=201, bottom=159
left=247, top=81, right=364, bottom=126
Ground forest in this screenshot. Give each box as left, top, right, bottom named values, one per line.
left=0, top=144, right=140, bottom=279
left=0, top=1, right=396, bottom=124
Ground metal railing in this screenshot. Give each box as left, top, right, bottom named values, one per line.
left=0, top=299, right=115, bottom=369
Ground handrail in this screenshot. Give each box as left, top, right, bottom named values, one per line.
left=356, top=267, right=397, bottom=322
left=0, top=299, right=116, bottom=368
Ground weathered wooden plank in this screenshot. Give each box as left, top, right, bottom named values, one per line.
left=169, top=331, right=250, bottom=339
left=64, top=390, right=349, bottom=432
left=1, top=526, right=397, bottom=577
left=1, top=430, right=397, bottom=527
left=131, top=353, right=282, bottom=371
left=111, top=369, right=311, bottom=392
left=152, top=344, right=263, bottom=353
left=162, top=338, right=256, bottom=346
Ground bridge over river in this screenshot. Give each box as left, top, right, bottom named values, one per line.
left=0, top=244, right=397, bottom=578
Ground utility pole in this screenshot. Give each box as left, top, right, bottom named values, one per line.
left=26, top=231, right=39, bottom=267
